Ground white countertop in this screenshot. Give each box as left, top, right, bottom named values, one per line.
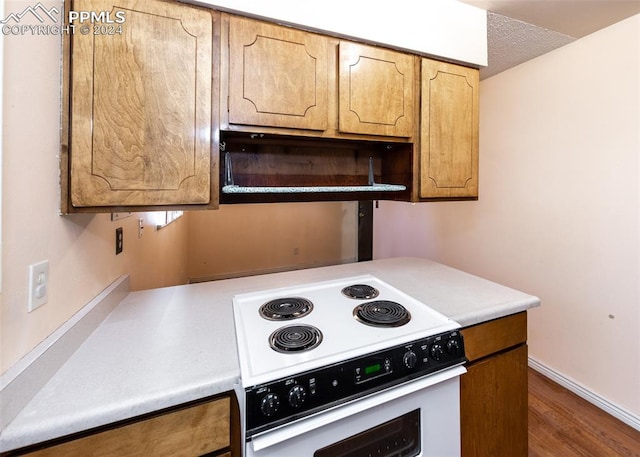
left=0, top=257, right=540, bottom=453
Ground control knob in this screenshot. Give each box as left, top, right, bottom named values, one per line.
left=288, top=385, right=307, bottom=408
left=430, top=343, right=444, bottom=361
left=403, top=350, right=418, bottom=369
left=260, top=393, right=280, bottom=417
left=446, top=339, right=461, bottom=354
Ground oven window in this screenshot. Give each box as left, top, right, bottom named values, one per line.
left=313, top=409, right=420, bottom=457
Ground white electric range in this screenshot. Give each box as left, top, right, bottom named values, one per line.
left=232, top=274, right=467, bottom=457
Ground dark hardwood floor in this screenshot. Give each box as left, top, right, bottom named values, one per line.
left=528, top=368, right=640, bottom=456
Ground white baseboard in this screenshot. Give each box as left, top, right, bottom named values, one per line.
left=528, top=357, right=640, bottom=432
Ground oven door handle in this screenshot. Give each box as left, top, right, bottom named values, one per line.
left=250, top=364, right=466, bottom=452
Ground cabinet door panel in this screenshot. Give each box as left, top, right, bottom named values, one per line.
left=70, top=0, right=212, bottom=207
left=420, top=59, right=479, bottom=199
left=228, top=16, right=328, bottom=130
left=460, top=345, right=528, bottom=457
left=339, top=42, right=414, bottom=137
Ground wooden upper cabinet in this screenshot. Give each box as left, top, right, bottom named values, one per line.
left=227, top=16, right=328, bottom=131
left=69, top=0, right=214, bottom=208
left=420, top=59, right=479, bottom=199
left=338, top=42, right=415, bottom=138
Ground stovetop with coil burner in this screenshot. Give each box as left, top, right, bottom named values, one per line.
left=232, top=274, right=461, bottom=388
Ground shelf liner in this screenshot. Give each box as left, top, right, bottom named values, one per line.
left=222, top=184, right=407, bottom=194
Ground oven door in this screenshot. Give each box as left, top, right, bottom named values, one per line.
left=245, top=365, right=465, bottom=457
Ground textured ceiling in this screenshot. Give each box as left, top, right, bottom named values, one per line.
left=481, top=12, right=575, bottom=79
left=459, top=0, right=640, bottom=79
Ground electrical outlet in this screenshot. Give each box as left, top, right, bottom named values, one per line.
left=28, top=260, right=49, bottom=312
left=115, top=227, right=123, bottom=255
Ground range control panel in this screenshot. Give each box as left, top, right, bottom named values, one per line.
left=244, top=330, right=466, bottom=437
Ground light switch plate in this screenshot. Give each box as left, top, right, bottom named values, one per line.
left=28, top=260, right=49, bottom=312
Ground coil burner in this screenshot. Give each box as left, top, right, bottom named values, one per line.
left=353, top=301, right=411, bottom=327
left=269, top=325, right=323, bottom=353
left=341, top=284, right=380, bottom=300
left=259, top=297, right=313, bottom=321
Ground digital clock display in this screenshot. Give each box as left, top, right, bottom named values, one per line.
left=365, top=363, right=381, bottom=375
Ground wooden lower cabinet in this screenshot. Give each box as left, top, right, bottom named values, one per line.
left=12, top=395, right=235, bottom=457
left=460, top=312, right=528, bottom=457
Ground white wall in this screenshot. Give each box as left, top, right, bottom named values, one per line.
left=0, top=1, right=190, bottom=374
left=188, top=0, right=487, bottom=67
left=375, top=14, right=640, bottom=420
left=0, top=0, right=4, bottom=296
left=188, top=202, right=357, bottom=281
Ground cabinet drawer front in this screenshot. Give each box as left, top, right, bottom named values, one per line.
left=70, top=0, right=213, bottom=207
left=339, top=42, right=415, bottom=137
left=228, top=16, right=328, bottom=131
left=461, top=312, right=527, bottom=362
left=22, top=397, right=230, bottom=457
